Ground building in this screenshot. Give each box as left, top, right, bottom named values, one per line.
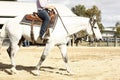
left=0, top=1, right=36, bottom=31
left=0, top=1, right=36, bottom=45
left=102, top=27, right=120, bottom=42
left=102, top=27, right=116, bottom=37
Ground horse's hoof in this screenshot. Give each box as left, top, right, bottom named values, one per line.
left=31, top=70, right=40, bottom=76
left=5, top=68, right=17, bottom=75
left=67, top=70, right=74, bottom=75
left=11, top=67, right=17, bottom=74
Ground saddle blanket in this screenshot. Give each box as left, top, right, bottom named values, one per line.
left=20, top=14, right=58, bottom=28
left=20, top=14, right=42, bottom=26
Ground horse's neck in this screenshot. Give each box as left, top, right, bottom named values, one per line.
left=61, top=17, right=89, bottom=35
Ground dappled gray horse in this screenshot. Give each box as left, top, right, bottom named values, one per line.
left=0, top=4, right=102, bottom=75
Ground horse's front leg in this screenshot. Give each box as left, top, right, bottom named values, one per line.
left=33, top=42, right=55, bottom=76
left=58, top=44, right=73, bottom=74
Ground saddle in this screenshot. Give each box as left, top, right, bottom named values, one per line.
left=20, top=9, right=57, bottom=44
left=25, top=12, right=42, bottom=22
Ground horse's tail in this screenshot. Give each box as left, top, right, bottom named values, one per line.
left=0, top=36, right=3, bottom=54
left=0, top=22, right=8, bottom=54
left=0, top=22, right=8, bottom=38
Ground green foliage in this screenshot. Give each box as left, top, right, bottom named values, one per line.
left=72, top=5, right=101, bottom=22
left=115, top=22, right=120, bottom=27
left=116, top=27, right=120, bottom=34
left=71, top=5, right=86, bottom=16
left=97, top=22, right=104, bottom=33
left=71, top=4, right=103, bottom=37
left=114, top=22, right=120, bottom=37
left=77, top=30, right=87, bottom=37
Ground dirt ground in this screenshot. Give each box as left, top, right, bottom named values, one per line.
left=0, top=46, right=120, bottom=80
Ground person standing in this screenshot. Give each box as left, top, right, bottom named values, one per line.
left=36, top=0, right=54, bottom=39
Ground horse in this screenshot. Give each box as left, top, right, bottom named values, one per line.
left=0, top=4, right=102, bottom=75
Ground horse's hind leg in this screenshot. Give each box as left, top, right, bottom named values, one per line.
left=7, top=41, right=20, bottom=74
left=58, top=44, right=72, bottom=74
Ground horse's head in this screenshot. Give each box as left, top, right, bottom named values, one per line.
left=87, top=16, right=103, bottom=41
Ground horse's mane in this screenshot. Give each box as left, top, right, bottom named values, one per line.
left=53, top=4, right=90, bottom=21
left=52, top=4, right=76, bottom=17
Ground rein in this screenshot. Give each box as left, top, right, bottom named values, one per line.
left=89, top=17, right=97, bottom=41
left=55, top=8, right=69, bottom=35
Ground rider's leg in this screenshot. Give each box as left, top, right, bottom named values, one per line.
left=38, top=10, right=50, bottom=38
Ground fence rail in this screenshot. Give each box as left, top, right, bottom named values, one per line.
left=0, top=37, right=120, bottom=47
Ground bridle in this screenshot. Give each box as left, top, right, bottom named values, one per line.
left=89, top=17, right=97, bottom=41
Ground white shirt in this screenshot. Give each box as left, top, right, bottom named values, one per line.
left=36, top=0, right=48, bottom=10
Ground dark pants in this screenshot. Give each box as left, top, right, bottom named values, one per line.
left=38, top=9, right=50, bottom=37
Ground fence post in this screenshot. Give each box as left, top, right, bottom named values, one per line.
left=71, top=35, right=74, bottom=46
left=114, top=36, right=117, bottom=47
left=107, top=37, right=109, bottom=46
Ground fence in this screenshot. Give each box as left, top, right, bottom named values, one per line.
left=68, top=37, right=120, bottom=47
left=1, top=36, right=120, bottom=47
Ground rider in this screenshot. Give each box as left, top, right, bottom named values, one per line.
left=36, top=0, right=54, bottom=39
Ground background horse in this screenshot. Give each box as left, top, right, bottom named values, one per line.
left=0, top=4, right=102, bottom=75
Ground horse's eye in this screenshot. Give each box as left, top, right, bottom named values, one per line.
left=94, top=20, right=97, bottom=22
left=94, top=27, right=97, bottom=29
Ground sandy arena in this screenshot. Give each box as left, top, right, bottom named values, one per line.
left=0, top=46, right=120, bottom=80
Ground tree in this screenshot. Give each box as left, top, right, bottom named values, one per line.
left=86, top=5, right=101, bottom=22
left=115, top=22, right=120, bottom=27
left=115, top=23, right=120, bottom=37
left=71, top=5, right=104, bottom=37
left=76, top=30, right=87, bottom=37
left=114, top=22, right=120, bottom=46
left=98, top=22, right=104, bottom=33
left=116, top=27, right=120, bottom=37
left=72, top=5, right=101, bottom=22
left=71, top=5, right=86, bottom=16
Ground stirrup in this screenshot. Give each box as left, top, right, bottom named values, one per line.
left=42, top=28, right=52, bottom=39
